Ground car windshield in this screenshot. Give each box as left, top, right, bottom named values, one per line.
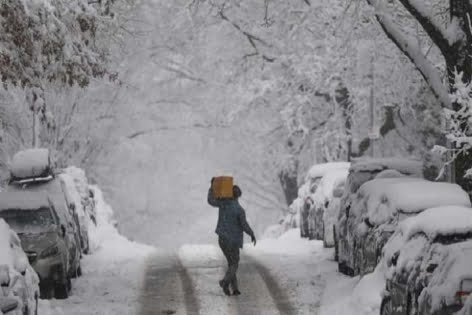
left=0, top=208, right=55, bottom=234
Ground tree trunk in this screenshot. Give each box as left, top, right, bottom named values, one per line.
left=447, top=0, right=472, bottom=192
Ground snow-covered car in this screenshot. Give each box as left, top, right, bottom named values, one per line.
left=299, top=162, right=350, bottom=239
left=7, top=149, right=81, bottom=282
left=0, top=297, right=20, bottom=314
left=59, top=172, right=91, bottom=254
left=324, top=182, right=345, bottom=249
left=307, top=168, right=348, bottom=242
left=0, top=219, right=39, bottom=314
left=353, top=178, right=470, bottom=276
left=0, top=192, right=72, bottom=300
left=380, top=206, right=472, bottom=315
left=336, top=158, right=423, bottom=276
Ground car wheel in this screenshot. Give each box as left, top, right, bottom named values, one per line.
left=35, top=294, right=38, bottom=315
left=380, top=297, right=393, bottom=315
left=77, top=265, right=82, bottom=277
left=39, top=283, right=54, bottom=299
left=54, top=281, right=69, bottom=299
left=23, top=305, right=28, bottom=315
left=338, top=261, right=346, bottom=274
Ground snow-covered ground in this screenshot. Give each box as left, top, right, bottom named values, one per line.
left=38, top=186, right=156, bottom=315
left=36, top=214, right=383, bottom=315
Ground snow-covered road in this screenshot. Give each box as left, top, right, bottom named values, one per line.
left=39, top=229, right=382, bottom=315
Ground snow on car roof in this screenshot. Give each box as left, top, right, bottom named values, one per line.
left=0, top=191, right=50, bottom=211
left=10, top=148, right=51, bottom=180
left=313, top=168, right=348, bottom=203
left=400, top=206, right=472, bottom=241
left=360, top=179, right=471, bottom=225
left=350, top=157, right=423, bottom=176
left=305, top=162, right=350, bottom=181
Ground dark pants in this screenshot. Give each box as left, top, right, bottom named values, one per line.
left=218, top=237, right=240, bottom=291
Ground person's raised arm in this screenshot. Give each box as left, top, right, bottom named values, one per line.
left=207, top=179, right=221, bottom=207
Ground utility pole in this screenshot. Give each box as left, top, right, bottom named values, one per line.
left=368, top=52, right=378, bottom=157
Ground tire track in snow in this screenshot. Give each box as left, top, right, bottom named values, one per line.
left=245, top=256, right=298, bottom=315
left=139, top=252, right=199, bottom=315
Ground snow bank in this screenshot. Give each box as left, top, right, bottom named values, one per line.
left=401, top=206, right=472, bottom=241
left=249, top=228, right=323, bottom=256
left=10, top=148, right=52, bottom=180
left=87, top=185, right=154, bottom=258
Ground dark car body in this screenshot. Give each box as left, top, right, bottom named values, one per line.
left=6, top=177, right=82, bottom=281
left=0, top=192, right=71, bottom=299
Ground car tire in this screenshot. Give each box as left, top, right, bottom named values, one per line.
left=380, top=297, right=393, bottom=315
left=35, top=294, right=39, bottom=315
left=77, top=265, right=82, bottom=277
left=23, top=305, right=28, bottom=315
left=54, top=281, right=69, bottom=299
left=39, top=283, right=54, bottom=299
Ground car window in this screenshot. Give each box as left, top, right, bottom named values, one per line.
left=0, top=208, right=56, bottom=233
left=433, top=232, right=472, bottom=245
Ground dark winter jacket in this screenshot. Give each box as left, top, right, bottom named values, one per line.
left=207, top=189, right=255, bottom=248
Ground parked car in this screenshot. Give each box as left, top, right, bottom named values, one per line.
left=0, top=192, right=71, bottom=299
left=336, top=158, right=424, bottom=276
left=59, top=173, right=90, bottom=254
left=355, top=178, right=470, bottom=276
left=7, top=149, right=81, bottom=281
left=0, top=219, right=39, bottom=314
left=63, top=166, right=96, bottom=226
left=307, top=168, right=348, bottom=242
left=299, top=162, right=350, bottom=239
left=324, top=181, right=345, bottom=249
left=380, top=206, right=472, bottom=315
left=0, top=297, right=20, bottom=314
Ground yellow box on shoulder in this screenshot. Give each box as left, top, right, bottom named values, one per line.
left=212, top=176, right=234, bottom=198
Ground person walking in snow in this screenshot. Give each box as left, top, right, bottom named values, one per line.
left=207, top=179, right=257, bottom=296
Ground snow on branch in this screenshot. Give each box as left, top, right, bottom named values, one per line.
left=367, top=0, right=452, bottom=108
left=433, top=71, right=472, bottom=179
left=397, top=0, right=451, bottom=51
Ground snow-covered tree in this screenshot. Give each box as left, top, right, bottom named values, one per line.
left=362, top=0, right=472, bottom=191
left=0, top=0, right=115, bottom=146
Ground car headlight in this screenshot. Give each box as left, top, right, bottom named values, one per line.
left=456, top=279, right=472, bottom=305
left=39, top=245, right=60, bottom=259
